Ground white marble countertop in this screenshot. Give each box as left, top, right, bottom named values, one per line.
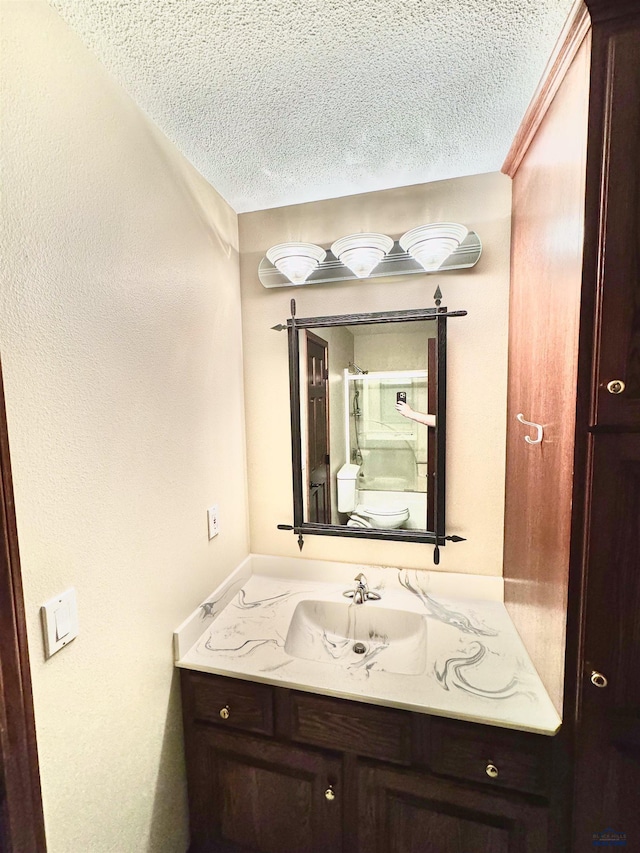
left=174, top=555, right=561, bottom=736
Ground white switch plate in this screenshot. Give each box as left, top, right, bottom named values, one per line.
left=41, top=588, right=79, bottom=659
left=207, top=505, right=219, bottom=539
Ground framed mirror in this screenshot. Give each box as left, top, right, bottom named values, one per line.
left=277, top=300, right=467, bottom=562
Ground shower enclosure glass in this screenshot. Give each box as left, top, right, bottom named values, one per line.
left=345, top=370, right=429, bottom=494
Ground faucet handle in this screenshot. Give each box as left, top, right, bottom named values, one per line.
left=354, top=572, right=367, bottom=585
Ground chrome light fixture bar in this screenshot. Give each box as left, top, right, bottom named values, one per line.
left=259, top=224, right=480, bottom=289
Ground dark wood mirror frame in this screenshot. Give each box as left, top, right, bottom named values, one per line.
left=275, top=299, right=467, bottom=564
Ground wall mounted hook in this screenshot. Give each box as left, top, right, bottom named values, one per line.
left=516, top=413, right=543, bottom=444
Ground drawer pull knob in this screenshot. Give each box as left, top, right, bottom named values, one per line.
left=219, top=705, right=230, bottom=720
left=324, top=785, right=336, bottom=801
left=485, top=763, right=499, bottom=779
left=590, top=670, right=608, bottom=689
left=607, top=380, right=625, bottom=395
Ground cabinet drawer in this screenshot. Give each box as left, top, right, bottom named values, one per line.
left=430, top=718, right=550, bottom=797
left=182, top=671, right=274, bottom=736
left=289, top=691, right=412, bottom=764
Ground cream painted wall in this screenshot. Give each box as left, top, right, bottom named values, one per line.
left=354, top=325, right=434, bottom=372
left=1, top=2, right=249, bottom=851
left=239, top=174, right=511, bottom=574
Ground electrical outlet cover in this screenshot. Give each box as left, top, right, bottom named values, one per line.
left=207, top=505, right=219, bottom=539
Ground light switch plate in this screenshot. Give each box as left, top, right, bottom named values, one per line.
left=41, top=588, right=79, bottom=658
left=207, top=505, right=219, bottom=539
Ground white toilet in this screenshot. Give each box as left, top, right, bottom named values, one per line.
left=337, top=464, right=410, bottom=530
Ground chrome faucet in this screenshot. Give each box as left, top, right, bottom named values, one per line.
left=343, top=573, right=381, bottom=605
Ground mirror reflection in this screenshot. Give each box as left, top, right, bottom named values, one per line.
left=300, top=320, right=436, bottom=532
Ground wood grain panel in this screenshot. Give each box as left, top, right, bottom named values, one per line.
left=503, top=33, right=591, bottom=715
left=502, top=0, right=590, bottom=177
left=357, top=763, right=549, bottom=853
left=587, top=23, right=640, bottom=427
left=0, top=361, right=46, bottom=852
left=192, top=726, right=343, bottom=853
left=572, top=434, right=640, bottom=848
left=183, top=671, right=274, bottom=735
left=289, top=691, right=412, bottom=764
left=586, top=1, right=640, bottom=24
left=430, top=718, right=550, bottom=797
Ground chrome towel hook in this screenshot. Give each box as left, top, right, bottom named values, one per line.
left=516, top=413, right=543, bottom=444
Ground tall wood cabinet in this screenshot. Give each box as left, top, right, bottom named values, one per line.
left=504, top=3, right=640, bottom=850
left=570, top=5, right=640, bottom=849
left=573, top=436, right=640, bottom=846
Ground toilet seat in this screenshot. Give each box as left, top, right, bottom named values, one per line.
left=353, top=502, right=410, bottom=529
left=355, top=502, right=409, bottom=518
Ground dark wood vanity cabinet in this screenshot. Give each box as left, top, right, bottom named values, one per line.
left=181, top=670, right=559, bottom=853
left=357, top=763, right=548, bottom=853
left=188, top=726, right=343, bottom=853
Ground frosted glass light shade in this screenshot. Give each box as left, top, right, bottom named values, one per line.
left=266, top=242, right=326, bottom=284
left=399, top=223, right=468, bottom=272
left=330, top=233, right=394, bottom=278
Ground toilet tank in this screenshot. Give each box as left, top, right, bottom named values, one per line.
left=337, top=463, right=361, bottom=512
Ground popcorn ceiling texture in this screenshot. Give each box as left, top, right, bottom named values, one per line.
left=49, top=0, right=574, bottom=213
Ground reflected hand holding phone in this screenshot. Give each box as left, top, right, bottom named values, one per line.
left=396, top=396, right=436, bottom=428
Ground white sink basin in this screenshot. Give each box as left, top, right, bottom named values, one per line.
left=284, top=599, right=427, bottom=675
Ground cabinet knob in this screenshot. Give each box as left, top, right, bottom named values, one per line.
left=219, top=705, right=230, bottom=720
left=606, top=379, right=625, bottom=395
left=590, top=670, right=608, bottom=689
left=485, top=763, right=499, bottom=779
left=324, top=785, right=336, bottom=801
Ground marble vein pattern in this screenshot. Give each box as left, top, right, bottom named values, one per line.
left=398, top=570, right=498, bottom=637
left=434, top=641, right=534, bottom=701
left=176, top=561, right=561, bottom=735
left=198, top=573, right=249, bottom=621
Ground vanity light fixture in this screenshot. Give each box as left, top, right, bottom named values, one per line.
left=330, top=233, right=394, bottom=279
left=259, top=223, right=480, bottom=288
left=399, top=223, right=469, bottom=272
left=265, top=242, right=326, bottom=285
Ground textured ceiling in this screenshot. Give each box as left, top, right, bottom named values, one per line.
left=49, top=0, right=575, bottom=213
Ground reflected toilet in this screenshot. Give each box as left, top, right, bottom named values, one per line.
left=337, top=463, right=410, bottom=530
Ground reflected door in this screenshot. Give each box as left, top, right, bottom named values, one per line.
left=427, top=337, right=436, bottom=525
left=306, top=332, right=331, bottom=524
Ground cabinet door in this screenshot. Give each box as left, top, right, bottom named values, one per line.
left=188, top=725, right=342, bottom=853
left=572, top=434, right=640, bottom=849
left=357, top=763, right=548, bottom=853
left=587, top=22, right=640, bottom=427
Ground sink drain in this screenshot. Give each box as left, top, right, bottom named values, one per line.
left=353, top=642, right=367, bottom=655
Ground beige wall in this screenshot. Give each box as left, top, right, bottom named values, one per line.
left=354, top=325, right=434, bottom=372
left=1, top=2, right=249, bottom=851
left=239, top=173, right=511, bottom=574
